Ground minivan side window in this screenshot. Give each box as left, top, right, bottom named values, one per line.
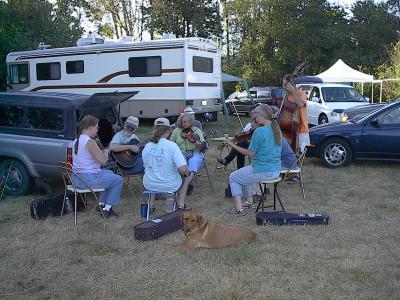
left=0, top=104, right=25, bottom=127
left=25, top=107, right=64, bottom=131
left=9, top=64, right=29, bottom=84
left=129, top=56, right=161, bottom=77
left=193, top=56, right=213, bottom=73
left=36, top=62, right=61, bottom=80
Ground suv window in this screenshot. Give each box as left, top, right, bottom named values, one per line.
left=25, top=107, right=64, bottom=131
left=322, top=87, right=365, bottom=102
left=0, top=104, right=25, bottom=127
left=82, top=107, right=117, bottom=125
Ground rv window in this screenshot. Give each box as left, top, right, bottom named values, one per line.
left=25, top=107, right=64, bottom=131
left=0, top=104, right=25, bottom=127
left=36, top=62, right=61, bottom=80
left=9, top=64, right=29, bottom=84
left=66, top=60, right=84, bottom=74
left=129, top=56, right=161, bottom=77
left=193, top=56, right=213, bottom=73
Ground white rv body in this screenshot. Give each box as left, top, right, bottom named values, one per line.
left=6, top=37, right=222, bottom=119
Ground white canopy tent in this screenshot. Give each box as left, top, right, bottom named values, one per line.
left=316, top=59, right=373, bottom=82
left=316, top=59, right=383, bottom=102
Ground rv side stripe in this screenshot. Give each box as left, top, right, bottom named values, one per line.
left=30, top=83, right=185, bottom=91
left=97, top=68, right=184, bottom=83
left=188, top=83, right=218, bottom=87
left=16, top=46, right=184, bottom=61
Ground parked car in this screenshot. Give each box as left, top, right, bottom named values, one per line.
left=225, top=87, right=271, bottom=115
left=0, top=91, right=137, bottom=196
left=297, top=83, right=369, bottom=125
left=270, top=87, right=286, bottom=107
left=341, top=103, right=387, bottom=122
left=307, top=98, right=400, bottom=168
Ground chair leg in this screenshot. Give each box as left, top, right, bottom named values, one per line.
left=299, top=173, right=305, bottom=200
left=74, top=192, right=78, bottom=227
left=274, top=182, right=285, bottom=212
left=60, top=188, right=67, bottom=216
left=125, top=177, right=138, bottom=201
left=203, top=163, right=213, bottom=189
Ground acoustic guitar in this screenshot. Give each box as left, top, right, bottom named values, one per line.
left=111, top=137, right=150, bottom=169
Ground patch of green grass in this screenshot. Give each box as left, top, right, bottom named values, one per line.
left=349, top=268, right=374, bottom=284
left=92, top=244, right=121, bottom=256
left=220, top=243, right=256, bottom=264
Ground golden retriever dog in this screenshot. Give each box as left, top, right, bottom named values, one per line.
left=172, top=211, right=256, bottom=251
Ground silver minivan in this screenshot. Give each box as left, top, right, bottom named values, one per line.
left=298, top=83, right=369, bottom=125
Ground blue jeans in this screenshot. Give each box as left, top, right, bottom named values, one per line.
left=72, top=169, right=123, bottom=206
left=119, top=157, right=144, bottom=175
left=229, top=166, right=280, bottom=198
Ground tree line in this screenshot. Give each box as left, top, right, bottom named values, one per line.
left=0, top=0, right=399, bottom=99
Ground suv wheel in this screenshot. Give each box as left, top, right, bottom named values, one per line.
left=0, top=159, right=32, bottom=196
left=320, top=138, right=352, bottom=168
left=318, top=114, right=328, bottom=124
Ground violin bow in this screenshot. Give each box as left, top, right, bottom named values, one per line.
left=230, top=98, right=245, bottom=130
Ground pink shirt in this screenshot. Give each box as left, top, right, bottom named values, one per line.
left=72, top=134, right=101, bottom=173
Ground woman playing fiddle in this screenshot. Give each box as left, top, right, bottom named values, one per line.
left=217, top=105, right=260, bottom=169
left=224, top=104, right=282, bottom=215
left=170, top=112, right=205, bottom=209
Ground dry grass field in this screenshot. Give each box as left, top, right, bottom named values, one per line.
left=0, top=115, right=399, bottom=300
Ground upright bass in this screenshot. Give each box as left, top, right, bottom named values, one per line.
left=278, top=59, right=307, bottom=151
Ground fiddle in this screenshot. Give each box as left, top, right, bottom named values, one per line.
left=181, top=127, right=207, bottom=152
left=181, top=127, right=201, bottom=144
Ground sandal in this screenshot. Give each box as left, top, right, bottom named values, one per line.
left=242, top=200, right=255, bottom=209
left=226, top=207, right=246, bottom=216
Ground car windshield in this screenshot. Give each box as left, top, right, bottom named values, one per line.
left=322, top=87, right=366, bottom=103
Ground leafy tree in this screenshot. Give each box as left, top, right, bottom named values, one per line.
left=377, top=41, right=400, bottom=100
left=224, top=0, right=348, bottom=86
left=0, top=0, right=83, bottom=90
left=143, top=0, right=222, bottom=38
left=349, top=0, right=400, bottom=72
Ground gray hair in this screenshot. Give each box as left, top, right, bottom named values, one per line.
left=254, top=104, right=282, bottom=145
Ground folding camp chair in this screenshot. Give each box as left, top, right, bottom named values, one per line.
left=58, top=162, right=105, bottom=226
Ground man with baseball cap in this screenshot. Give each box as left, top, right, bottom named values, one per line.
left=109, top=115, right=144, bottom=175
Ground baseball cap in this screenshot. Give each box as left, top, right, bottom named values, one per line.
left=125, top=116, right=139, bottom=128
left=182, top=106, right=195, bottom=114
left=154, top=117, right=171, bottom=127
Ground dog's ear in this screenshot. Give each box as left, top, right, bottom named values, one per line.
left=196, top=214, right=204, bottom=226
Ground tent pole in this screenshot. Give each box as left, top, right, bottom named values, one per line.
left=379, top=80, right=383, bottom=103
left=361, top=83, right=364, bottom=95
left=371, top=83, right=374, bottom=103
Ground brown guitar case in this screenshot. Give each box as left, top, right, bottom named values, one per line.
left=134, top=209, right=188, bottom=241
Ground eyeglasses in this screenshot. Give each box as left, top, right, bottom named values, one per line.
left=125, top=124, right=136, bottom=131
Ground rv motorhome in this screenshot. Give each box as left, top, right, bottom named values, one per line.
left=6, top=36, right=222, bottom=120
